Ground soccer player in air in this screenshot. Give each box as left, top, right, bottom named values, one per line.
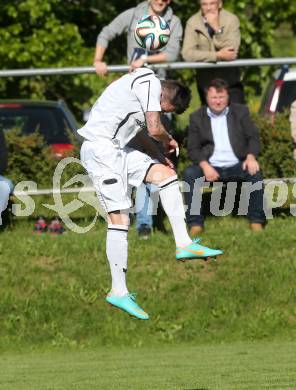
left=78, top=68, right=223, bottom=320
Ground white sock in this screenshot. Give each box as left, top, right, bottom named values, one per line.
left=106, top=224, right=129, bottom=297
left=158, top=176, right=192, bottom=247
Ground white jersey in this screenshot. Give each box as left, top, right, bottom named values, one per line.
left=78, top=68, right=161, bottom=147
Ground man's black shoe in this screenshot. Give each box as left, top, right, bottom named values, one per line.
left=138, top=224, right=151, bottom=240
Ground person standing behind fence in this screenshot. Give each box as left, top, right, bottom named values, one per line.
left=0, top=128, right=13, bottom=230
left=181, top=0, right=245, bottom=104
left=93, top=0, right=182, bottom=76
left=93, top=0, right=183, bottom=239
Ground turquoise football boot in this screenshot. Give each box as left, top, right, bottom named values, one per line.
left=106, top=292, right=149, bottom=320
left=176, top=238, right=223, bottom=262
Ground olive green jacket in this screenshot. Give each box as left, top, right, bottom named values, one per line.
left=181, top=9, right=241, bottom=88
left=181, top=9, right=240, bottom=63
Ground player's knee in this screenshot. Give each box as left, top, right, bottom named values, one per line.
left=159, top=166, right=176, bottom=179
left=146, top=164, right=177, bottom=184
left=107, top=210, right=130, bottom=227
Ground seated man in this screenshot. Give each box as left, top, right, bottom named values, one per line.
left=0, top=128, right=13, bottom=229
left=183, top=78, right=266, bottom=234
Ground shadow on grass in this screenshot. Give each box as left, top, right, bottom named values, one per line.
left=182, top=388, right=209, bottom=390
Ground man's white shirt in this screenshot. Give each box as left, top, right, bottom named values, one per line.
left=78, top=68, right=161, bottom=147
left=207, top=107, right=239, bottom=168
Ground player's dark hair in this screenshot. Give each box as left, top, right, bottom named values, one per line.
left=204, top=78, right=230, bottom=95
left=161, top=80, right=191, bottom=114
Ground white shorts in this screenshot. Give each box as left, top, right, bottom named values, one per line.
left=80, top=140, right=158, bottom=213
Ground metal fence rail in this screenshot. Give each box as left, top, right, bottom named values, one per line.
left=12, top=178, right=296, bottom=197
left=1, top=57, right=296, bottom=77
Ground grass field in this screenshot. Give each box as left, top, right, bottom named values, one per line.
left=1, top=214, right=296, bottom=349
left=1, top=341, right=296, bottom=389
left=1, top=212, right=296, bottom=388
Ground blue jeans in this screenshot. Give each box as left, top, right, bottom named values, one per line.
left=183, top=163, right=266, bottom=227
left=0, top=175, right=14, bottom=225
left=135, top=183, right=158, bottom=230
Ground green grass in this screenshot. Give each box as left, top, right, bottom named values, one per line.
left=1, top=341, right=296, bottom=389
left=0, top=214, right=296, bottom=350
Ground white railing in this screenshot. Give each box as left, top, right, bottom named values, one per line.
left=12, top=178, right=296, bottom=197
left=1, top=57, right=296, bottom=77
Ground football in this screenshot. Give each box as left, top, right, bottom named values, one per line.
left=134, top=15, right=171, bottom=51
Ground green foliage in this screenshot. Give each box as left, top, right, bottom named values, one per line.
left=272, top=23, right=296, bottom=57
left=1, top=1, right=296, bottom=187
left=1, top=0, right=296, bottom=109
left=0, top=0, right=110, bottom=119
left=5, top=129, right=84, bottom=188
left=5, top=129, right=57, bottom=187
left=255, top=112, right=296, bottom=178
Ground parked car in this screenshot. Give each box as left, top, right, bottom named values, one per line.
left=0, top=99, right=79, bottom=157
left=259, top=65, right=296, bottom=117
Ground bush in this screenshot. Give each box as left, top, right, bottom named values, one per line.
left=5, top=129, right=83, bottom=189
left=6, top=129, right=56, bottom=187
left=255, top=112, right=296, bottom=178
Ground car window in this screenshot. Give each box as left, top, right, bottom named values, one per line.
left=277, top=81, right=296, bottom=112
left=0, top=106, right=71, bottom=144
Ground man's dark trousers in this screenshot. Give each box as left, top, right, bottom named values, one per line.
left=183, top=163, right=266, bottom=227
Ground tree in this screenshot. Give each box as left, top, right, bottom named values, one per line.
left=0, top=0, right=296, bottom=114
left=0, top=0, right=109, bottom=119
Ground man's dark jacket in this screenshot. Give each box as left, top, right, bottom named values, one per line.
left=0, top=128, right=8, bottom=174
left=187, top=103, right=260, bottom=165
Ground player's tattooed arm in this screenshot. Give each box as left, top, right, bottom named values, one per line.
left=145, top=111, right=171, bottom=143
left=145, top=111, right=179, bottom=155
